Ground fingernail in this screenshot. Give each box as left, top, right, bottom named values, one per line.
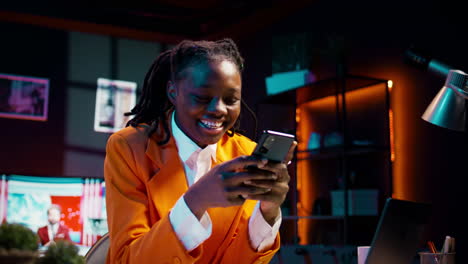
left=258, top=159, right=268, bottom=168
left=244, top=180, right=252, bottom=184
left=241, top=194, right=248, bottom=199
left=272, top=175, right=277, bottom=180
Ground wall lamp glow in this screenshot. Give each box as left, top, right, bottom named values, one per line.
left=405, top=48, right=468, bottom=131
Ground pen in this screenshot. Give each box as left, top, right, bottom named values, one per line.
left=427, top=241, right=440, bottom=264
left=449, top=237, right=455, bottom=253
left=442, top=236, right=450, bottom=254
left=441, top=236, right=456, bottom=264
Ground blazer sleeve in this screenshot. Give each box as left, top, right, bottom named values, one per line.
left=104, top=133, right=202, bottom=264
left=217, top=205, right=280, bottom=264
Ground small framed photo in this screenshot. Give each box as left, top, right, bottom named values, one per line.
left=94, top=78, right=137, bottom=133
left=0, top=73, right=49, bottom=121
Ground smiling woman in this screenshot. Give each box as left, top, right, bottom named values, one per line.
left=167, top=59, right=242, bottom=147
left=103, top=38, right=296, bottom=264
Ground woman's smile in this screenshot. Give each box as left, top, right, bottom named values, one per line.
left=199, top=119, right=224, bottom=130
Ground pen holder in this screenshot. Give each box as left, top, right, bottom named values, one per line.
left=419, top=252, right=455, bottom=264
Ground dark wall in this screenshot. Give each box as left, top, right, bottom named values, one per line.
left=0, top=22, right=161, bottom=178
left=0, top=22, right=67, bottom=176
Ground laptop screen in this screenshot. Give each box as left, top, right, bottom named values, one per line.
left=365, top=198, right=432, bottom=264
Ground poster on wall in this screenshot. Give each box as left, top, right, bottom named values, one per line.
left=0, top=73, right=49, bottom=121
left=94, top=78, right=137, bottom=133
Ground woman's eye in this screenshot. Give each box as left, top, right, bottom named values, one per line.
left=224, top=97, right=240, bottom=105
left=193, top=95, right=211, bottom=104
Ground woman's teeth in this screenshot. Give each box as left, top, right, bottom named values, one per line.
left=200, top=120, right=223, bottom=129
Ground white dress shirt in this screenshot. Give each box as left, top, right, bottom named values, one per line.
left=168, top=112, right=281, bottom=252
left=48, top=223, right=59, bottom=241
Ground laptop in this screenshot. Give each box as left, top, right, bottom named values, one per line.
left=365, top=197, right=433, bottom=264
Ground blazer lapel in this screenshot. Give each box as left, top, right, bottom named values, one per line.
left=55, top=225, right=66, bottom=238
left=143, top=128, right=246, bottom=220
left=214, top=134, right=236, bottom=165
left=145, top=131, right=188, bottom=219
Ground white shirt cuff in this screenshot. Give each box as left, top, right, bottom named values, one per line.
left=169, top=195, right=212, bottom=251
left=248, top=201, right=282, bottom=252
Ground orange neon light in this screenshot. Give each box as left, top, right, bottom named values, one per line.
left=387, top=80, right=393, bottom=91
left=389, top=109, right=395, bottom=162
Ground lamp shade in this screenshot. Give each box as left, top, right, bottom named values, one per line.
left=422, top=70, right=467, bottom=131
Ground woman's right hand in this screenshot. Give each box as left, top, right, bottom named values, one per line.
left=184, top=155, right=276, bottom=219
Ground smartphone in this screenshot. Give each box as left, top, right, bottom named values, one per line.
left=252, top=130, right=295, bottom=163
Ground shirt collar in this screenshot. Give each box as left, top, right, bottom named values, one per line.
left=171, top=112, right=217, bottom=163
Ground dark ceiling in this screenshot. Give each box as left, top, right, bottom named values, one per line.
left=0, top=1, right=316, bottom=43
left=3, top=0, right=465, bottom=45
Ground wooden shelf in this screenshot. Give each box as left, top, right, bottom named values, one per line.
left=262, top=74, right=392, bottom=245
left=283, top=215, right=345, bottom=220
left=296, top=145, right=390, bottom=161
left=261, top=74, right=389, bottom=105
left=283, top=215, right=379, bottom=219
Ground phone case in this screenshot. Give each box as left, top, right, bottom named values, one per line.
left=252, top=130, right=295, bottom=163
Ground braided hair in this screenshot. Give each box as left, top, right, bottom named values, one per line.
left=125, top=38, right=256, bottom=145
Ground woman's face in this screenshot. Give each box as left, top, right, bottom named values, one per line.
left=169, top=59, right=242, bottom=148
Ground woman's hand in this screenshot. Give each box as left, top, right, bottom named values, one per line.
left=242, top=141, right=297, bottom=225
left=184, top=155, right=277, bottom=219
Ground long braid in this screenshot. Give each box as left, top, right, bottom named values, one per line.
left=125, top=38, right=257, bottom=145
left=125, top=50, right=173, bottom=144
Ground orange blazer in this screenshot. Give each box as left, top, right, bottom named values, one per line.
left=104, top=124, right=280, bottom=264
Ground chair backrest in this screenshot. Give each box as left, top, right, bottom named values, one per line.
left=85, top=233, right=110, bottom=264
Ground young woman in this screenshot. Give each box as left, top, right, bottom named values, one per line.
left=104, top=38, right=296, bottom=263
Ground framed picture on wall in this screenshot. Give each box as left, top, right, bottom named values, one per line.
left=94, top=78, right=137, bottom=133
left=0, top=73, right=49, bottom=121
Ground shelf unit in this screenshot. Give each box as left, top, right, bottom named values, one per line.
left=259, top=74, right=393, bottom=246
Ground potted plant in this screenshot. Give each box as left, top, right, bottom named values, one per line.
left=0, top=222, right=39, bottom=264
left=38, top=240, right=85, bottom=264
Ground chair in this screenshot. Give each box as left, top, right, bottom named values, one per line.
left=84, top=233, right=110, bottom=264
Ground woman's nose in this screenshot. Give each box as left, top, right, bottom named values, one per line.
left=207, top=97, right=227, bottom=115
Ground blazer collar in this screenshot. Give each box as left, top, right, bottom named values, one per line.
left=144, top=116, right=232, bottom=168
left=143, top=118, right=234, bottom=217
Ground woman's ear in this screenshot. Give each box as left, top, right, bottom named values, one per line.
left=166, top=81, right=177, bottom=104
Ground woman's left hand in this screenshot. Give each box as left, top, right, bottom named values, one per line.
left=243, top=141, right=297, bottom=225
